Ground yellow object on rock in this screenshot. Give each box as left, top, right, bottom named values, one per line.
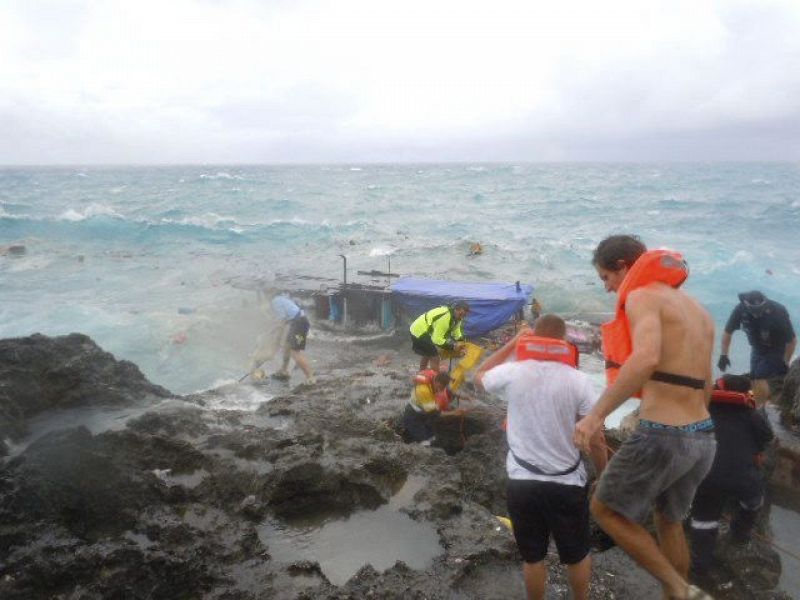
left=495, top=515, right=513, bottom=531
left=441, top=342, right=483, bottom=391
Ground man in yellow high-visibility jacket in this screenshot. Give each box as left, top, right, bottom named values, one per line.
left=409, top=301, right=469, bottom=371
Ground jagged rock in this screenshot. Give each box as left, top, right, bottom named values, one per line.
left=778, top=358, right=800, bottom=425
left=0, top=333, right=794, bottom=599
left=0, top=333, right=172, bottom=451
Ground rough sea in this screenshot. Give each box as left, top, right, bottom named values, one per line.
left=2, top=163, right=799, bottom=394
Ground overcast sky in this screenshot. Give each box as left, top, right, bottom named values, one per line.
left=1, top=0, right=799, bottom=164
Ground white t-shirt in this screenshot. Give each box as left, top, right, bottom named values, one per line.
left=482, top=360, right=599, bottom=487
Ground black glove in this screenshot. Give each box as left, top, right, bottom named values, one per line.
left=717, top=354, right=731, bottom=372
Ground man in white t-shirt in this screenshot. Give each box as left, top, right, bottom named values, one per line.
left=475, top=314, right=608, bottom=600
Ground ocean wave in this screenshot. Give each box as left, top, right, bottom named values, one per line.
left=692, top=250, right=755, bottom=276
left=161, top=212, right=244, bottom=232
left=59, top=203, right=125, bottom=222
left=2, top=210, right=250, bottom=241
left=199, top=172, right=244, bottom=181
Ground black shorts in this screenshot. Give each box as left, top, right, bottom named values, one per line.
left=287, top=316, right=310, bottom=351
left=411, top=333, right=438, bottom=357
left=750, top=352, right=787, bottom=379
left=506, top=479, right=590, bottom=565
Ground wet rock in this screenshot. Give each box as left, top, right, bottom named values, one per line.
left=0, top=333, right=172, bottom=452
left=0, top=333, right=794, bottom=599
left=778, top=358, right=800, bottom=425
left=694, top=531, right=786, bottom=599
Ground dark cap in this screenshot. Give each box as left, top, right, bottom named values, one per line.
left=739, top=290, right=767, bottom=316
left=452, top=300, right=470, bottom=312
left=739, top=290, right=766, bottom=306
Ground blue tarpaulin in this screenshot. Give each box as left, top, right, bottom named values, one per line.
left=391, top=277, right=534, bottom=337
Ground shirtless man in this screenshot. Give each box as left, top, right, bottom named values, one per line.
left=574, top=235, right=716, bottom=600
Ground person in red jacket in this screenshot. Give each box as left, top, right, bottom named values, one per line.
left=401, top=370, right=464, bottom=444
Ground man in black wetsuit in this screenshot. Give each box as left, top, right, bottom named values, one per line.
left=689, top=374, right=774, bottom=578
left=718, top=291, right=796, bottom=406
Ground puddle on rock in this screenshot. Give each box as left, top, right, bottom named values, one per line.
left=152, top=468, right=209, bottom=488
left=257, top=475, right=442, bottom=586
left=3, top=399, right=187, bottom=460
left=123, top=531, right=156, bottom=550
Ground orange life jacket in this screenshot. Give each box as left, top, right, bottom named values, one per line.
left=515, top=334, right=579, bottom=368
left=413, top=369, right=452, bottom=412
left=601, top=249, right=689, bottom=396
left=501, top=335, right=580, bottom=432
left=414, top=369, right=437, bottom=386
left=711, top=378, right=756, bottom=409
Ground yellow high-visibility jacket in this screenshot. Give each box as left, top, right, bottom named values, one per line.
left=409, top=306, right=465, bottom=348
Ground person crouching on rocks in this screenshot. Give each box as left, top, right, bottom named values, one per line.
left=401, top=370, right=464, bottom=446
left=409, top=301, right=469, bottom=372
left=689, top=374, right=774, bottom=580
left=475, top=314, right=608, bottom=600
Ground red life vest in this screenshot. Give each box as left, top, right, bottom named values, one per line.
left=500, top=335, right=579, bottom=432
left=601, top=249, right=689, bottom=396
left=414, top=369, right=437, bottom=386
left=515, top=334, right=579, bottom=368
left=413, top=369, right=452, bottom=412
left=711, top=378, right=756, bottom=409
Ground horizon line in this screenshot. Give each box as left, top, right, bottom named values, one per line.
left=1, top=159, right=799, bottom=169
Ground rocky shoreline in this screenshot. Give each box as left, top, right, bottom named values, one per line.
left=0, top=333, right=793, bottom=599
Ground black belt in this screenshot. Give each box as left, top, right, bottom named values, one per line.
left=512, top=451, right=582, bottom=477
left=605, top=360, right=705, bottom=390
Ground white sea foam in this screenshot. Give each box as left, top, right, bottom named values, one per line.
left=199, top=172, right=243, bottom=180
left=369, top=246, right=397, bottom=257
left=6, top=255, right=53, bottom=272
left=200, top=381, right=273, bottom=411
left=163, top=212, right=241, bottom=230
left=58, top=203, right=123, bottom=221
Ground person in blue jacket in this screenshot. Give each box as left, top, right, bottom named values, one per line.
left=252, top=290, right=315, bottom=383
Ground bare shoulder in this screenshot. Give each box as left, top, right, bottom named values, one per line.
left=626, top=286, right=666, bottom=310
left=684, top=291, right=714, bottom=331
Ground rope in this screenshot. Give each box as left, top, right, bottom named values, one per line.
left=752, top=528, right=800, bottom=564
